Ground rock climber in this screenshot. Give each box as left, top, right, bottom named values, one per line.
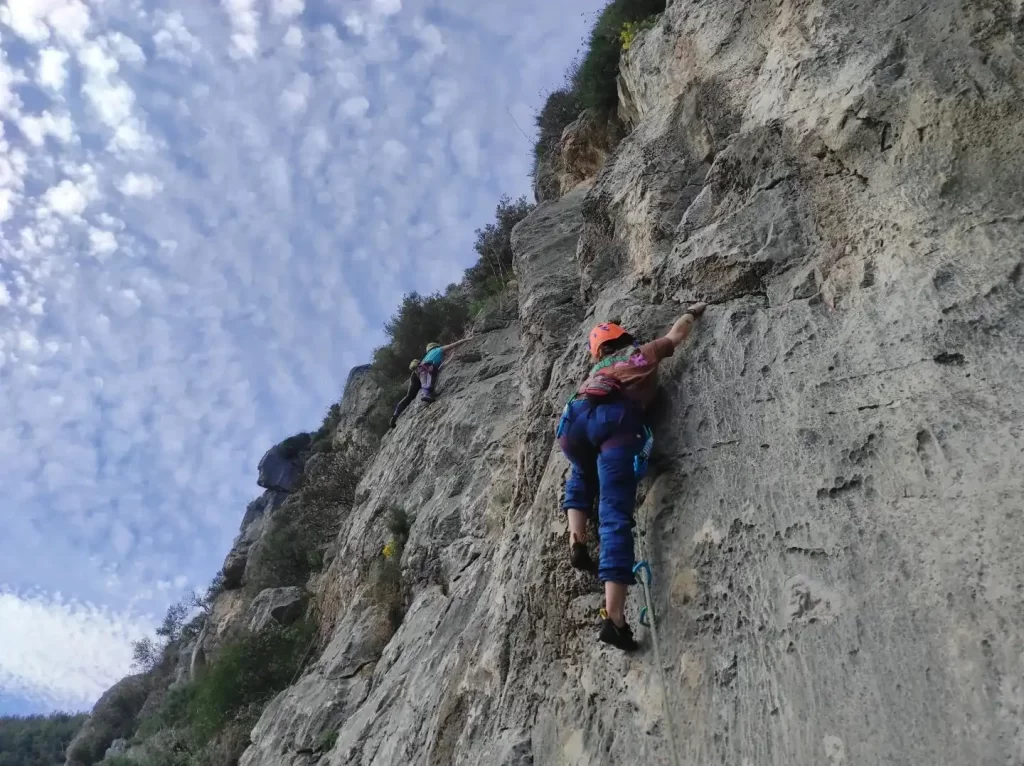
left=415, top=336, right=473, bottom=404
left=388, top=359, right=423, bottom=430
left=389, top=336, right=475, bottom=429
left=557, top=303, right=707, bottom=651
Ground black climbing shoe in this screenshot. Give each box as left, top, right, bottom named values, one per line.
left=388, top=417, right=397, bottom=430
left=599, top=618, right=638, bottom=652
left=570, top=542, right=595, bottom=573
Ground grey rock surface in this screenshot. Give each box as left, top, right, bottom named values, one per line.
left=247, top=586, right=306, bottom=632
left=540, top=110, right=624, bottom=202
left=239, top=308, right=530, bottom=766
left=221, top=490, right=288, bottom=589
left=238, top=1, right=1024, bottom=763
left=257, top=436, right=309, bottom=493
left=330, top=365, right=386, bottom=471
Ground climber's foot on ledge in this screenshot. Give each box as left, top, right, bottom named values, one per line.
left=569, top=542, right=595, bottom=573
left=599, top=618, right=638, bottom=651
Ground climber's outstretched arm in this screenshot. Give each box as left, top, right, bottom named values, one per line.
left=441, top=335, right=473, bottom=354
left=664, top=302, right=707, bottom=347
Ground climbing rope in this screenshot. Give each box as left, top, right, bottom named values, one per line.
left=633, top=560, right=682, bottom=766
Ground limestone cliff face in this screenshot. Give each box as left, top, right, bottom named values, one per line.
left=78, top=1, right=1024, bottom=764
left=241, top=1, right=1024, bottom=763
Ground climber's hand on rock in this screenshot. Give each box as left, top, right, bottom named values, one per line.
left=667, top=305, right=705, bottom=347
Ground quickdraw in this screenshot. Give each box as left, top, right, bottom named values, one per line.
left=634, top=425, right=654, bottom=479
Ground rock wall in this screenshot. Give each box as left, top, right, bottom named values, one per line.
left=238, top=0, right=1023, bottom=763
left=591, top=2, right=1024, bottom=763
left=534, top=111, right=626, bottom=203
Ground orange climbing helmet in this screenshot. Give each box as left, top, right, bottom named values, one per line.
left=588, top=322, right=630, bottom=359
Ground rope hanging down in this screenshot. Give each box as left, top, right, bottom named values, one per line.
left=633, top=560, right=682, bottom=766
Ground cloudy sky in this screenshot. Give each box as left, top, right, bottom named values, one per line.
left=0, top=0, right=599, bottom=715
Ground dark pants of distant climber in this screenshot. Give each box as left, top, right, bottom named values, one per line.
left=418, top=362, right=441, bottom=402
left=392, top=372, right=422, bottom=423
left=557, top=397, right=644, bottom=584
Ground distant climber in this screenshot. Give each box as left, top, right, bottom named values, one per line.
left=389, top=336, right=474, bottom=429
left=416, top=336, right=473, bottom=403
left=556, top=303, right=707, bottom=651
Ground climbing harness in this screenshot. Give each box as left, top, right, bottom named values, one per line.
left=559, top=344, right=643, bottom=428
left=633, top=560, right=682, bottom=766
left=556, top=345, right=652, bottom=473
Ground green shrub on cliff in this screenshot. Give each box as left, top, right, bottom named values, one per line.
left=369, top=196, right=533, bottom=389
left=532, top=0, right=665, bottom=183
left=186, top=621, right=315, bottom=746
left=534, top=79, right=584, bottom=167
left=574, top=0, right=665, bottom=114
left=123, top=621, right=315, bottom=766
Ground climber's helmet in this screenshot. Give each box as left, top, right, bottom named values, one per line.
left=588, top=322, right=633, bottom=360
left=425, top=342, right=442, bottom=352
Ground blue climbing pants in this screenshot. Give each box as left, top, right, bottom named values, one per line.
left=557, top=398, right=644, bottom=584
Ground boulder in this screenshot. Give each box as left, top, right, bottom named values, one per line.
left=190, top=589, right=249, bottom=673
left=555, top=110, right=623, bottom=196
left=246, top=587, right=306, bottom=632
left=173, top=638, right=196, bottom=685
left=256, top=436, right=310, bottom=493
left=239, top=490, right=288, bottom=538
left=221, top=546, right=249, bottom=589
left=103, top=739, right=128, bottom=759
left=330, top=365, right=387, bottom=470
left=64, top=675, right=149, bottom=766
left=189, top=626, right=208, bottom=680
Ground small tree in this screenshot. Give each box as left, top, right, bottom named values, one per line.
left=156, top=601, right=190, bottom=642
left=387, top=506, right=413, bottom=543
left=463, top=195, right=534, bottom=301
left=131, top=636, right=163, bottom=673
left=187, top=574, right=224, bottom=615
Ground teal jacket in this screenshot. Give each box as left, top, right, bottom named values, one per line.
left=423, top=346, right=443, bottom=366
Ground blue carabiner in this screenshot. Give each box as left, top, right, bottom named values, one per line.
left=639, top=605, right=650, bottom=627
left=633, top=426, right=654, bottom=479
left=633, top=560, right=652, bottom=586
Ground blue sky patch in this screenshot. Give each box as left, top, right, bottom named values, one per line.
left=0, top=0, right=600, bottom=713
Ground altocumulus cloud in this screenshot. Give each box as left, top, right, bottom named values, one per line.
left=0, top=0, right=598, bottom=711
left=0, top=589, right=153, bottom=710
